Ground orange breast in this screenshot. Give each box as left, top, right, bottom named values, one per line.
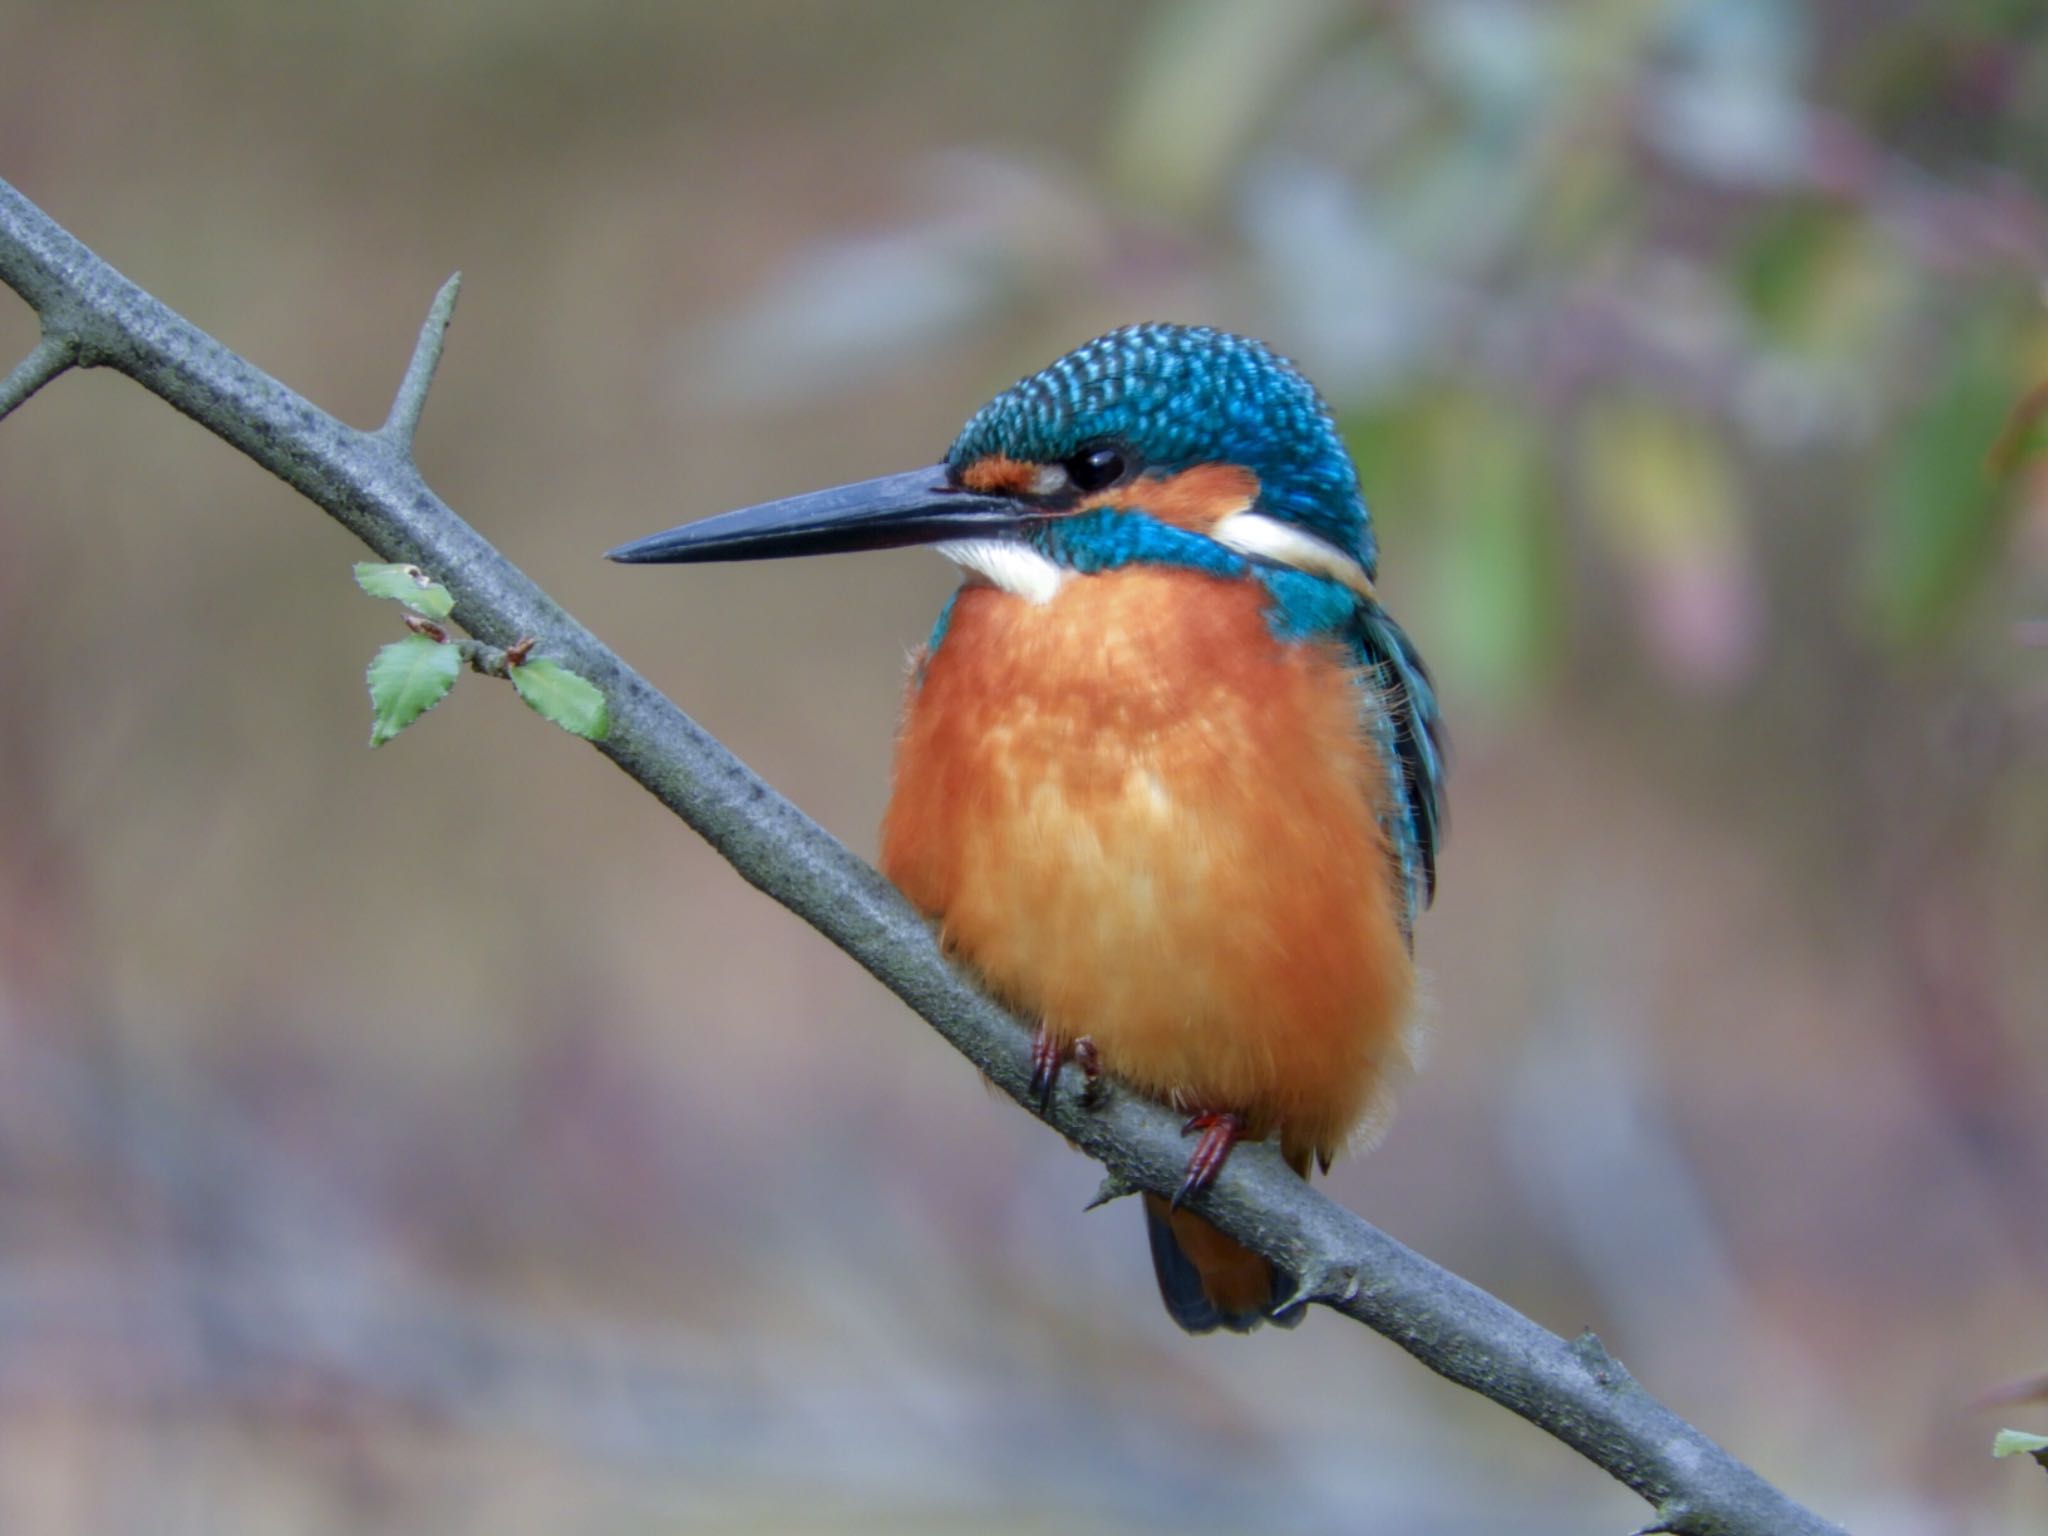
left=879, top=567, right=1415, bottom=1164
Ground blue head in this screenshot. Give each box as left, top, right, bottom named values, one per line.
left=942, top=324, right=1379, bottom=579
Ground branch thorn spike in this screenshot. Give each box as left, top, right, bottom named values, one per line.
left=1631, top=1501, right=1695, bottom=1536
left=0, top=332, right=75, bottom=423
left=1270, top=1266, right=1329, bottom=1319
left=381, top=271, right=463, bottom=449
left=1082, top=1170, right=1136, bottom=1211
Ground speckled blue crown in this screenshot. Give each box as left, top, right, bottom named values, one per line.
left=946, top=324, right=1378, bottom=577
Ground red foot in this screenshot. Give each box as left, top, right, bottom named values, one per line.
left=1029, top=1028, right=1101, bottom=1113
left=1172, top=1110, right=1246, bottom=1211
left=1028, top=1026, right=1060, bottom=1110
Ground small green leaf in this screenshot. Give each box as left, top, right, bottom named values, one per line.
left=354, top=561, right=455, bottom=620
left=509, top=657, right=609, bottom=741
left=1993, top=1429, right=2048, bottom=1460
left=366, top=635, right=461, bottom=746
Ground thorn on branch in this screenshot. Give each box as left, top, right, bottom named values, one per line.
left=1630, top=1501, right=1696, bottom=1535
left=1271, top=1270, right=1322, bottom=1320
left=380, top=272, right=462, bottom=450
left=0, top=333, right=76, bottom=423
left=1275, top=1262, right=1361, bottom=1319
left=1572, top=1328, right=1623, bottom=1386
left=1083, top=1170, right=1136, bottom=1211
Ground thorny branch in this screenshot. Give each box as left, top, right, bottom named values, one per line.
left=0, top=173, right=1847, bottom=1536
left=0, top=330, right=72, bottom=420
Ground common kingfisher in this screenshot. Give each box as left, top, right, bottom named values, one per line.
left=611, top=326, right=1445, bottom=1333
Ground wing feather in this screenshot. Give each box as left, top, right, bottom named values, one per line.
left=1352, top=601, right=1447, bottom=938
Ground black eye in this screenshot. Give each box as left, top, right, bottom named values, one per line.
left=1064, top=444, right=1128, bottom=494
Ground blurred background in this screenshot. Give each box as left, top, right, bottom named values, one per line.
left=1, top=1, right=2045, bottom=1531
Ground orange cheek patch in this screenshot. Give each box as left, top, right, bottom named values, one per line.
left=958, top=455, right=1039, bottom=495
left=1088, top=464, right=1260, bottom=532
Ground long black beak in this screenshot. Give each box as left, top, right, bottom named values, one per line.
left=606, top=464, right=1029, bottom=565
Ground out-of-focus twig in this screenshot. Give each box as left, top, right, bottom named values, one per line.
left=0, top=173, right=1846, bottom=1536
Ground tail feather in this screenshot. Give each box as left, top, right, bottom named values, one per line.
left=1143, top=1194, right=1302, bottom=1334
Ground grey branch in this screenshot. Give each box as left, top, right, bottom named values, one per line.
left=0, top=172, right=1846, bottom=1536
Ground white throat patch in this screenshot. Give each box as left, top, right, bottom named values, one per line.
left=1212, top=511, right=1377, bottom=599
left=935, top=539, right=1067, bottom=604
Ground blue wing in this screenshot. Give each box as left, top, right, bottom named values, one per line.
left=1352, top=600, right=1446, bottom=941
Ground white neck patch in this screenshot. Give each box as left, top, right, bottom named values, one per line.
left=936, top=539, right=1067, bottom=605
left=1212, top=511, right=1377, bottom=599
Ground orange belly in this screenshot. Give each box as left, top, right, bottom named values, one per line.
left=879, top=566, right=1414, bottom=1166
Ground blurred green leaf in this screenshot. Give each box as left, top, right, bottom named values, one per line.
left=1579, top=398, right=1759, bottom=686
left=1366, top=390, right=1562, bottom=710
left=1105, top=0, right=1347, bottom=217
left=1738, top=203, right=1830, bottom=332
left=1344, top=401, right=1434, bottom=537
left=1737, top=206, right=1910, bottom=360
left=1989, top=380, right=2048, bottom=480
left=366, top=635, right=460, bottom=747
left=354, top=561, right=455, bottom=620
left=1425, top=397, right=1564, bottom=708
left=1582, top=399, right=1744, bottom=564
left=509, top=658, right=609, bottom=742
left=1993, top=1428, right=2048, bottom=1461
left=1863, top=317, right=2027, bottom=643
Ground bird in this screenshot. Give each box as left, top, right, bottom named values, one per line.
left=609, top=325, right=1445, bottom=1334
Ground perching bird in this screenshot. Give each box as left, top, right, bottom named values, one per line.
left=610, top=325, right=1445, bottom=1333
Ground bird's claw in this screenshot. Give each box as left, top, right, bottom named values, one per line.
left=1073, top=1037, right=1103, bottom=1107
left=1029, top=1027, right=1059, bottom=1111
left=1171, top=1110, right=1246, bottom=1211
left=1029, top=1028, right=1102, bottom=1113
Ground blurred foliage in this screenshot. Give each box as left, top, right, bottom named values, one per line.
left=1350, top=389, right=1566, bottom=706
left=1866, top=314, right=2030, bottom=644
left=714, top=0, right=2047, bottom=711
